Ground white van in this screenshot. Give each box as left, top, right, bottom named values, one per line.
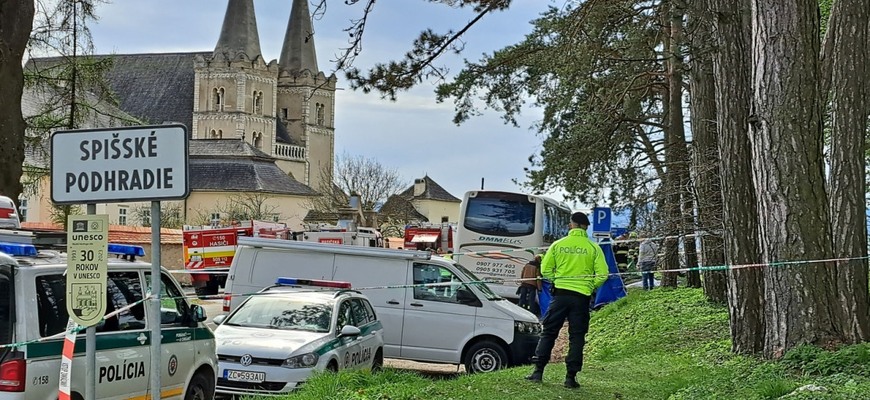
left=0, top=235, right=217, bottom=400
left=224, top=237, right=542, bottom=373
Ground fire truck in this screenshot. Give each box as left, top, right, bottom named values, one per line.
left=183, top=220, right=288, bottom=298
left=403, top=222, right=456, bottom=252
left=298, top=223, right=383, bottom=247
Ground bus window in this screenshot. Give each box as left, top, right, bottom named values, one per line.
left=462, top=192, right=535, bottom=237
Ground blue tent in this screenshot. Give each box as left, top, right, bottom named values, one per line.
left=593, top=241, right=628, bottom=308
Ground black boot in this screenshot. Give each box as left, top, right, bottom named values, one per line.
left=564, top=374, right=580, bottom=389
left=524, top=367, right=544, bottom=383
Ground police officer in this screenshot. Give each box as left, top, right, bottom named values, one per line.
left=525, top=211, right=609, bottom=389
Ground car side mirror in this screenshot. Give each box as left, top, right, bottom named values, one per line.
left=212, top=314, right=227, bottom=326
left=338, top=325, right=361, bottom=338
left=191, top=304, right=208, bottom=323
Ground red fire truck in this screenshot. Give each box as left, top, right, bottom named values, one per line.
left=403, top=222, right=455, bottom=252
left=183, top=220, right=288, bottom=298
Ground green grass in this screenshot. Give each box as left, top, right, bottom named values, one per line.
left=261, top=288, right=870, bottom=400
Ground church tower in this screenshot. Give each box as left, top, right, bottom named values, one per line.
left=192, top=0, right=279, bottom=154
left=276, top=0, right=337, bottom=190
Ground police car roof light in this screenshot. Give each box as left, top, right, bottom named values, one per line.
left=107, top=244, right=146, bottom=257
left=0, top=241, right=38, bottom=257
left=275, top=277, right=352, bottom=289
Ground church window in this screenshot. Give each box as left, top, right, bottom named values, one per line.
left=315, top=103, right=325, bottom=125
left=281, top=108, right=288, bottom=120
left=253, top=132, right=263, bottom=149
left=213, top=87, right=225, bottom=111
left=252, top=90, right=263, bottom=114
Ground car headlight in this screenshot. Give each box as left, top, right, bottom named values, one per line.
left=282, top=353, right=319, bottom=369
left=515, top=321, right=542, bottom=334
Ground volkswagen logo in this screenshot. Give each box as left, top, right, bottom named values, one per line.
left=239, top=354, right=253, bottom=367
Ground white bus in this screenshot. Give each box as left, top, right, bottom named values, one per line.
left=454, top=190, right=573, bottom=299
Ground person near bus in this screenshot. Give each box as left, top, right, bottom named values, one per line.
left=516, top=255, right=542, bottom=312
left=525, top=211, right=609, bottom=389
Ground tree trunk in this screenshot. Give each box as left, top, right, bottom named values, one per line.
left=751, top=0, right=847, bottom=359
left=659, top=0, right=687, bottom=289
left=826, top=0, right=870, bottom=343
left=709, top=0, right=765, bottom=353
left=0, top=2, right=35, bottom=205
left=687, top=0, right=727, bottom=303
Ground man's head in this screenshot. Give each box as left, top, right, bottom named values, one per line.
left=570, top=212, right=590, bottom=229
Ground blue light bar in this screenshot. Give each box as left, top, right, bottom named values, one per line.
left=275, top=277, right=352, bottom=289
left=107, top=244, right=146, bottom=257
left=0, top=242, right=38, bottom=257
left=276, top=277, right=300, bottom=285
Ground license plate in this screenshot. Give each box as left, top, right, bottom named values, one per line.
left=224, top=370, right=265, bottom=383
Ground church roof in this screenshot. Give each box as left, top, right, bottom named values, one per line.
left=188, top=139, right=272, bottom=159
left=213, top=0, right=263, bottom=61
left=398, top=176, right=461, bottom=203
left=279, top=0, right=319, bottom=74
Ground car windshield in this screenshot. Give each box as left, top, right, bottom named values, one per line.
left=0, top=264, right=13, bottom=348
left=451, top=262, right=502, bottom=301
left=225, top=295, right=332, bottom=333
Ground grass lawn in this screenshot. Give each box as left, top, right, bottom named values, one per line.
left=263, top=288, right=870, bottom=400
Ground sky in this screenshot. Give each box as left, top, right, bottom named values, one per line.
left=85, top=0, right=574, bottom=205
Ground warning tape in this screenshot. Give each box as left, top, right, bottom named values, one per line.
left=58, top=318, right=77, bottom=400
left=0, top=296, right=151, bottom=350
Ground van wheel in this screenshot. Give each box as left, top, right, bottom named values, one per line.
left=326, top=360, right=339, bottom=372
left=371, top=348, right=384, bottom=372
left=184, top=372, right=214, bottom=400
left=465, top=341, right=508, bottom=373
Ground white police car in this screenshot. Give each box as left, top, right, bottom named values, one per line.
left=213, top=278, right=384, bottom=396
left=0, top=232, right=217, bottom=400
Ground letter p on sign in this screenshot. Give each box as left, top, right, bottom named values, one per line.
left=592, top=207, right=612, bottom=237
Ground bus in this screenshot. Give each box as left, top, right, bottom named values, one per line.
left=454, top=190, right=573, bottom=299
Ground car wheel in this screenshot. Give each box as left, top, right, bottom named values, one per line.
left=184, top=372, right=214, bottom=400
left=371, top=348, right=384, bottom=372
left=464, top=340, right=508, bottom=373
left=326, top=360, right=339, bottom=372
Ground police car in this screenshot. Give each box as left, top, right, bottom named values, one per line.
left=0, top=229, right=217, bottom=400
left=213, top=278, right=384, bottom=396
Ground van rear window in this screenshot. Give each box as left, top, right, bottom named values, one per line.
left=0, top=265, right=13, bottom=346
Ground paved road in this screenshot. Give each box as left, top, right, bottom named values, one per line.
left=190, top=292, right=464, bottom=377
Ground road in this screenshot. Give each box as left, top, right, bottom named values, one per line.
left=188, top=290, right=464, bottom=377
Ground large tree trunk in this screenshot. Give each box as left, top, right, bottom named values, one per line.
left=0, top=2, right=35, bottom=205
left=709, top=0, right=765, bottom=353
left=825, top=0, right=870, bottom=343
left=687, top=0, right=727, bottom=303
left=751, top=0, right=847, bottom=359
left=660, top=0, right=687, bottom=289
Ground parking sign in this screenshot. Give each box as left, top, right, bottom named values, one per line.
left=592, top=207, right=612, bottom=238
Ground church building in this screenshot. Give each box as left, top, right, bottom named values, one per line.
left=21, top=0, right=335, bottom=230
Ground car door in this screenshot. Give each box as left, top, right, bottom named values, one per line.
left=335, top=300, right=361, bottom=370
left=349, top=298, right=379, bottom=370
left=146, top=272, right=195, bottom=399
left=32, top=271, right=151, bottom=399
left=400, top=263, right=477, bottom=362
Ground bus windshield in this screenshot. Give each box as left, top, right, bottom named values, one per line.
left=463, top=192, right=535, bottom=237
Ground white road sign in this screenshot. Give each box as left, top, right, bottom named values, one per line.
left=66, top=214, right=109, bottom=327
left=51, top=124, right=189, bottom=203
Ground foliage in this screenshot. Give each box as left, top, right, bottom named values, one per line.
left=306, top=152, right=407, bottom=217
left=49, top=203, right=82, bottom=229
left=192, top=193, right=281, bottom=226
left=129, top=202, right=184, bottom=229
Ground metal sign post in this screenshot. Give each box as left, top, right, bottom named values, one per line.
left=149, top=201, right=162, bottom=400
left=51, top=125, right=189, bottom=399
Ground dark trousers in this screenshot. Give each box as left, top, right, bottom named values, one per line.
left=642, top=271, right=655, bottom=290
left=517, top=285, right=537, bottom=310
left=533, top=291, right=591, bottom=376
